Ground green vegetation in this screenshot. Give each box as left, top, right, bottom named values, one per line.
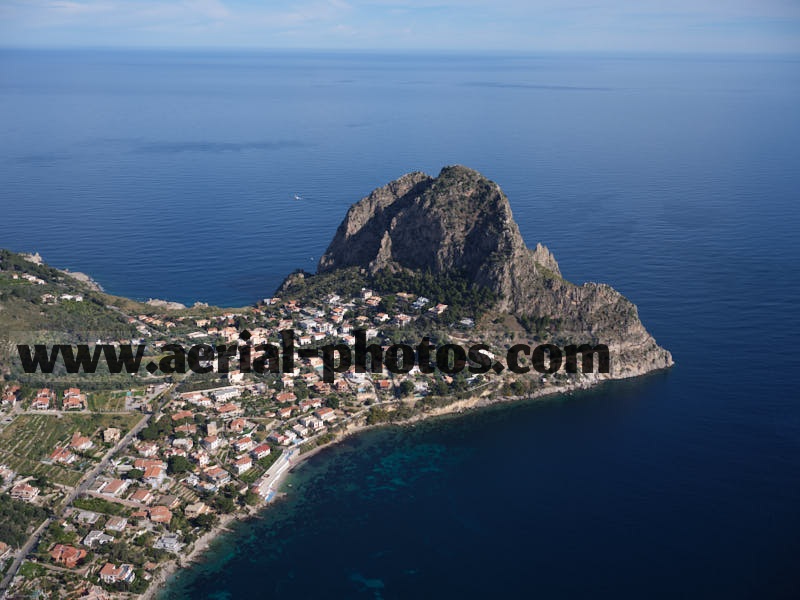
left=138, top=416, right=172, bottom=441
left=372, top=269, right=497, bottom=322
left=86, top=389, right=131, bottom=412
left=0, top=413, right=139, bottom=486
left=0, top=495, right=49, bottom=547
left=167, top=455, right=192, bottom=475
left=73, top=496, right=128, bottom=516
left=275, top=267, right=367, bottom=302
left=298, top=432, right=336, bottom=454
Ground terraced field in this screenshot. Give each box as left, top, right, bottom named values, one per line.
left=0, top=413, right=140, bottom=486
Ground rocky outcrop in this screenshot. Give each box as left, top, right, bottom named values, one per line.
left=318, top=166, right=672, bottom=377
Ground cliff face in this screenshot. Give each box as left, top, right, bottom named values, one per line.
left=318, top=166, right=672, bottom=377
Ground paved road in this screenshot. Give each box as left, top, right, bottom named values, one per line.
left=0, top=385, right=170, bottom=597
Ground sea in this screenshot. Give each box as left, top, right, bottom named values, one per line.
left=1, top=49, right=799, bottom=599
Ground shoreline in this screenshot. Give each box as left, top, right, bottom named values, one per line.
left=142, top=369, right=669, bottom=599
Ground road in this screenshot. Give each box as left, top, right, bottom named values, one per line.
left=0, top=384, right=170, bottom=597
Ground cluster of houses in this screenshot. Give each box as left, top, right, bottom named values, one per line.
left=28, top=387, right=87, bottom=411
left=10, top=272, right=45, bottom=285
left=40, top=292, right=84, bottom=304
left=0, top=280, right=488, bottom=597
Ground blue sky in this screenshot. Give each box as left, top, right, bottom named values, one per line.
left=0, top=0, right=798, bottom=53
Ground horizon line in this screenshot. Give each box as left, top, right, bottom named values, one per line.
left=1, top=45, right=799, bottom=60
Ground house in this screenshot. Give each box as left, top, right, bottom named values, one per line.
left=299, top=415, right=324, bottom=431
left=204, top=466, right=231, bottom=486
left=171, top=410, right=194, bottom=422
left=233, top=456, right=252, bottom=475
left=314, top=407, right=336, bottom=422
left=429, top=303, right=448, bottom=315
left=210, top=386, right=240, bottom=402
left=190, top=450, right=210, bottom=467
left=153, top=533, right=184, bottom=553
left=129, top=489, right=153, bottom=505
left=83, top=530, right=114, bottom=548
left=102, top=479, right=128, bottom=497
left=70, top=432, right=93, bottom=451
left=63, top=387, right=82, bottom=399
left=133, top=458, right=167, bottom=471
left=277, top=406, right=295, bottom=419
left=184, top=502, right=210, bottom=519
left=2, top=385, right=20, bottom=406
left=74, top=510, right=100, bottom=525
left=226, top=370, right=244, bottom=384
left=174, top=423, right=197, bottom=435
left=50, top=447, right=76, bottom=464
left=62, top=395, right=85, bottom=410
left=250, top=444, right=271, bottom=460
left=185, top=394, right=213, bottom=408
left=105, top=516, right=128, bottom=532
left=50, top=544, right=86, bottom=568
left=274, top=391, right=297, bottom=404
left=232, top=436, right=254, bottom=453
left=412, top=296, right=429, bottom=309
left=31, top=388, right=54, bottom=410
left=143, top=466, right=165, bottom=488
left=103, top=428, right=120, bottom=443
left=99, top=562, right=136, bottom=584
left=172, top=437, right=193, bottom=450
left=292, top=423, right=309, bottom=437
left=394, top=313, right=413, bottom=326
left=136, top=441, right=159, bottom=457
left=216, top=403, right=242, bottom=418
left=10, top=483, right=39, bottom=502
left=0, top=541, right=11, bottom=561
left=266, top=432, right=287, bottom=445
left=311, top=381, right=331, bottom=394
left=0, top=464, right=14, bottom=484
left=148, top=505, right=172, bottom=524
left=227, top=418, right=247, bottom=434
left=202, top=435, right=221, bottom=451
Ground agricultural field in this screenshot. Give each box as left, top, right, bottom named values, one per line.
left=86, top=389, right=138, bottom=412
left=0, top=413, right=141, bottom=486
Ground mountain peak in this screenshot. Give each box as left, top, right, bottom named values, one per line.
left=314, top=166, right=672, bottom=377
left=318, top=165, right=555, bottom=286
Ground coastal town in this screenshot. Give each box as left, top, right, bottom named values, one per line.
left=0, top=251, right=580, bottom=600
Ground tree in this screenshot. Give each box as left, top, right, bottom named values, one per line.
left=167, top=455, right=192, bottom=475
left=125, top=468, right=144, bottom=480
left=399, top=380, right=416, bottom=397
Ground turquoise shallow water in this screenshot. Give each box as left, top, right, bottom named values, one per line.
left=1, top=50, right=799, bottom=598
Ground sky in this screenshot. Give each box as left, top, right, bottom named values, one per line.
left=0, top=0, right=798, bottom=54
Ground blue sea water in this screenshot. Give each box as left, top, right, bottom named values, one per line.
left=1, top=50, right=799, bottom=598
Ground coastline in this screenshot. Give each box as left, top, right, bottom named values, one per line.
left=143, top=370, right=667, bottom=599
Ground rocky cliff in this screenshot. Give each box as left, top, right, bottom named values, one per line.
left=317, top=165, right=672, bottom=378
